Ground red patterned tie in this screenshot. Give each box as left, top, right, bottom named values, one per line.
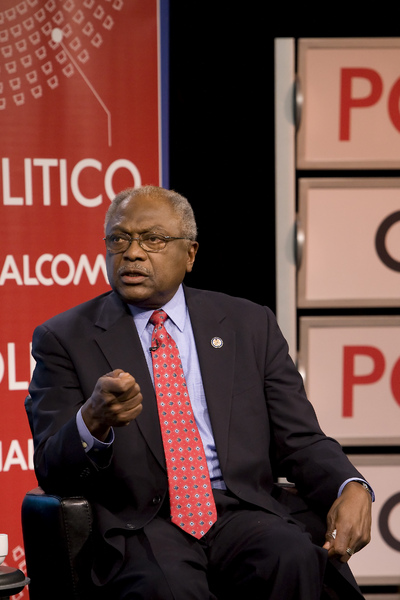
left=149, top=309, right=217, bottom=539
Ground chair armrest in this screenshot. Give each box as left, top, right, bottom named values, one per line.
left=21, top=487, right=96, bottom=600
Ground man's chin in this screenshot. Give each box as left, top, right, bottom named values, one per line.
left=112, top=283, right=151, bottom=306
left=114, top=286, right=164, bottom=310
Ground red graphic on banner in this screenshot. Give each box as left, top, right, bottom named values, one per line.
left=0, top=1, right=163, bottom=595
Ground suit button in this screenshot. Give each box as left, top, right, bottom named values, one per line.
left=126, top=523, right=136, bottom=530
left=152, top=495, right=162, bottom=505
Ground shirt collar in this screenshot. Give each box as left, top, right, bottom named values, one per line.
left=128, top=284, right=187, bottom=335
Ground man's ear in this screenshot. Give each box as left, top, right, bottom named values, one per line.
left=186, top=241, right=199, bottom=273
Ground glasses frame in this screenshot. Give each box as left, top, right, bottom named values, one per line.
left=103, top=231, right=192, bottom=254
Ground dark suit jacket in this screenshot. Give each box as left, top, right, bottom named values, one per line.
left=29, top=286, right=365, bottom=593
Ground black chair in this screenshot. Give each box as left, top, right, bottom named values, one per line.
left=21, top=489, right=95, bottom=600
left=22, top=396, right=98, bottom=600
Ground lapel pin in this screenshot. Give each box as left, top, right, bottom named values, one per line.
left=211, top=337, right=223, bottom=349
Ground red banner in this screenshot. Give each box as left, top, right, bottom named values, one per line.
left=0, top=1, right=166, bottom=595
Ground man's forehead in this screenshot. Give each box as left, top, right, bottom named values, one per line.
left=108, top=194, right=179, bottom=230
left=120, top=193, right=172, bottom=212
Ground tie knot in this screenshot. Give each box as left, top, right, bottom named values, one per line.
left=149, top=309, right=167, bottom=328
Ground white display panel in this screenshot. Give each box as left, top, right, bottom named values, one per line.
left=297, top=178, right=400, bottom=308
left=298, top=316, right=400, bottom=445
left=297, top=38, right=400, bottom=169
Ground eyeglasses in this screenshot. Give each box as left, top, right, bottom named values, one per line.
left=103, top=231, right=192, bottom=254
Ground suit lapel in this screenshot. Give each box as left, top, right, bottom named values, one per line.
left=93, top=292, right=165, bottom=468
left=185, top=287, right=235, bottom=473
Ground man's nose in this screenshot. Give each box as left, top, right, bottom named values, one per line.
left=123, top=238, right=147, bottom=260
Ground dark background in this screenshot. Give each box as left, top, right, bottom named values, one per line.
left=168, top=3, right=399, bottom=312
left=169, top=4, right=274, bottom=309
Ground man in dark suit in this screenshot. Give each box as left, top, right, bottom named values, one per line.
left=29, top=185, right=372, bottom=599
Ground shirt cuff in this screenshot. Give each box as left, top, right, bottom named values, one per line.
left=76, top=407, right=114, bottom=452
left=338, top=477, right=375, bottom=502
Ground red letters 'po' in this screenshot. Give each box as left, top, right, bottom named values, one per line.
left=340, top=68, right=400, bottom=140
left=342, top=345, right=400, bottom=417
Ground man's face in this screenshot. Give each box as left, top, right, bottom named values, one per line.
left=105, top=194, right=198, bottom=308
